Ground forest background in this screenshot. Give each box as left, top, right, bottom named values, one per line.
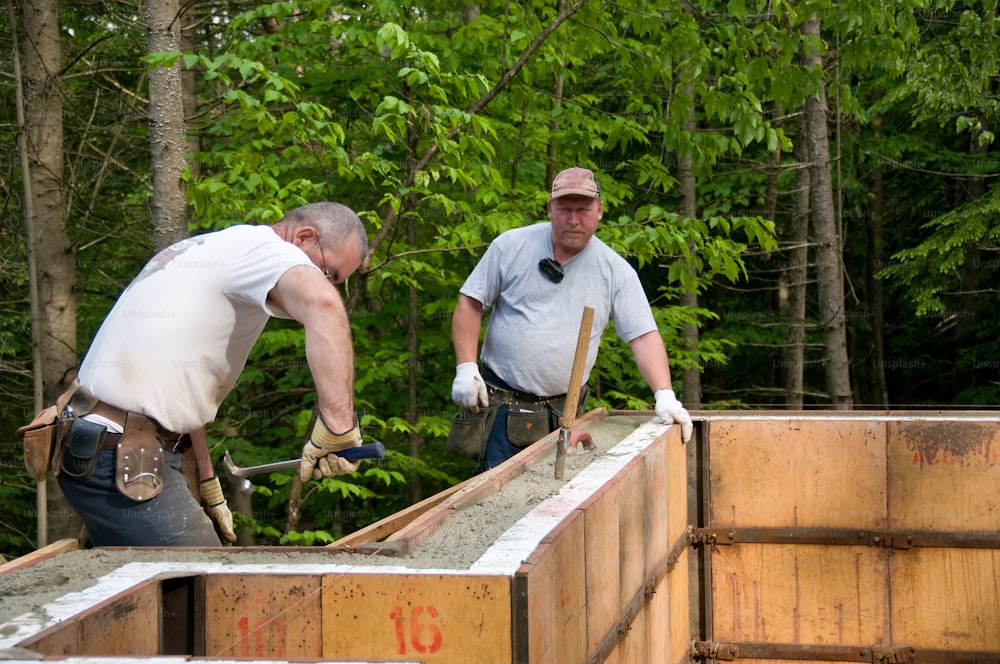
left=1, top=0, right=998, bottom=558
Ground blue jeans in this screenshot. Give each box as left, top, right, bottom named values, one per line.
left=58, top=449, right=221, bottom=546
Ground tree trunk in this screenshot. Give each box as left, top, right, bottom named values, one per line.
left=677, top=88, right=701, bottom=408
left=867, top=105, right=888, bottom=406
left=18, top=0, right=81, bottom=546
left=782, top=137, right=810, bottom=408
left=802, top=13, right=852, bottom=409
left=144, top=0, right=188, bottom=250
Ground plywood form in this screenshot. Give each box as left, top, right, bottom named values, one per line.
left=667, top=546, right=691, bottom=662
left=710, top=544, right=889, bottom=646
left=20, top=578, right=160, bottom=656
left=581, top=474, right=622, bottom=658
left=708, top=419, right=887, bottom=529
left=520, top=509, right=588, bottom=664
left=890, top=548, right=1000, bottom=650
left=321, top=573, right=511, bottom=663
left=887, top=419, right=1000, bottom=531
left=204, top=574, right=323, bottom=659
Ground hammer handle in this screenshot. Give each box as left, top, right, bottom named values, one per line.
left=240, top=442, right=386, bottom=476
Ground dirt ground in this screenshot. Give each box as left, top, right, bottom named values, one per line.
left=0, top=415, right=651, bottom=626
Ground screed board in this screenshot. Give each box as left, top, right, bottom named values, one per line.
left=203, top=574, right=323, bottom=659
left=321, top=573, right=511, bottom=663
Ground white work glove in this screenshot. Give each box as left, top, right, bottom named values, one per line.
left=299, top=416, right=362, bottom=482
left=654, top=388, right=693, bottom=443
left=199, top=475, right=237, bottom=544
left=451, top=362, right=489, bottom=412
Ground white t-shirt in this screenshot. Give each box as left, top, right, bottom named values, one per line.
left=78, top=225, right=318, bottom=433
left=460, top=222, right=657, bottom=397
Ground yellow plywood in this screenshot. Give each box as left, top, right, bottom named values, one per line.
left=668, top=546, right=692, bottom=661
left=642, top=432, right=670, bottom=578
left=203, top=574, right=322, bottom=659
left=711, top=544, right=888, bottom=646
left=665, top=426, right=687, bottom=549
left=582, top=476, right=622, bottom=658
left=888, top=420, right=1000, bottom=531
left=709, top=419, right=887, bottom=529
left=525, top=510, right=587, bottom=664
left=891, top=548, right=1000, bottom=650
left=21, top=580, right=160, bottom=657
left=322, top=573, right=511, bottom=663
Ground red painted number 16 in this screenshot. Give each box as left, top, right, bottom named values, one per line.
left=390, top=605, right=443, bottom=655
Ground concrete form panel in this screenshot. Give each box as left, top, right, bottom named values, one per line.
left=321, top=573, right=511, bottom=663
left=203, top=574, right=323, bottom=659
left=708, top=419, right=887, bottom=529
left=890, top=547, right=1000, bottom=650
left=887, top=419, right=1000, bottom=531
left=710, top=544, right=889, bottom=647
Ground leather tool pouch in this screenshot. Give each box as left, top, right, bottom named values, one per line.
left=59, top=417, right=106, bottom=480
left=505, top=399, right=552, bottom=448
left=547, top=385, right=590, bottom=424
left=17, top=405, right=62, bottom=482
left=15, top=380, right=83, bottom=482
left=115, top=413, right=164, bottom=503
left=446, top=406, right=498, bottom=459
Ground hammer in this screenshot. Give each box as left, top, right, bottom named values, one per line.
left=222, top=442, right=386, bottom=496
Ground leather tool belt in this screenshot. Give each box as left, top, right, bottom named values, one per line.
left=445, top=365, right=589, bottom=458
left=16, top=380, right=189, bottom=502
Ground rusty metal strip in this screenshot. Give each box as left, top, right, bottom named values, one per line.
left=585, top=529, right=690, bottom=664
left=692, top=527, right=1000, bottom=550
left=691, top=641, right=1000, bottom=663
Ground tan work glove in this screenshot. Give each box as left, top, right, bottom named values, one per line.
left=199, top=475, right=237, bottom=543
left=299, top=416, right=362, bottom=482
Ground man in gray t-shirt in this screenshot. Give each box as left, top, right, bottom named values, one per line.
left=451, top=167, right=692, bottom=469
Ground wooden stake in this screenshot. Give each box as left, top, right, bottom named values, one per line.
left=555, top=306, right=595, bottom=479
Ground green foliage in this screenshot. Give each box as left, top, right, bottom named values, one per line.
left=8, top=0, right=998, bottom=557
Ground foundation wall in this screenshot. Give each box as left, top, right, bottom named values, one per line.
left=3, top=413, right=999, bottom=663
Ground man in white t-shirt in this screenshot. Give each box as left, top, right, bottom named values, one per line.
left=59, top=202, right=368, bottom=545
left=450, top=167, right=693, bottom=469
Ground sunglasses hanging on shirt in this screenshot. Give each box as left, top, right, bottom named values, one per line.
left=538, top=257, right=564, bottom=283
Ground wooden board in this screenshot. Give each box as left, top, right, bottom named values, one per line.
left=522, top=509, right=587, bottom=664
left=203, top=574, right=323, bottom=659
left=20, top=578, right=160, bottom=656
left=668, top=546, right=691, bottom=662
left=581, top=474, right=622, bottom=658
left=0, top=538, right=79, bottom=575
left=618, top=453, right=647, bottom=662
left=891, top=547, right=1000, bottom=650
left=887, top=419, right=1000, bottom=530
left=321, top=573, right=511, bottom=663
left=708, top=419, right=887, bottom=529
left=710, top=544, right=889, bottom=646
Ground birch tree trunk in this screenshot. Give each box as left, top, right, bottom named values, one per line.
left=678, top=93, right=701, bottom=408
left=18, top=0, right=80, bottom=545
left=802, top=13, right=852, bottom=409
left=144, top=0, right=188, bottom=250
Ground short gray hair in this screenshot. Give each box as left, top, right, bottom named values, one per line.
left=283, top=202, right=368, bottom=256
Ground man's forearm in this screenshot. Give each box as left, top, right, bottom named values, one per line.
left=452, top=295, right=484, bottom=365
left=629, top=331, right=673, bottom=393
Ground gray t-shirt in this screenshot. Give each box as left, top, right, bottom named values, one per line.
left=460, top=222, right=657, bottom=396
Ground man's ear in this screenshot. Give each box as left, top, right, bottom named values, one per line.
left=292, top=225, right=319, bottom=246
